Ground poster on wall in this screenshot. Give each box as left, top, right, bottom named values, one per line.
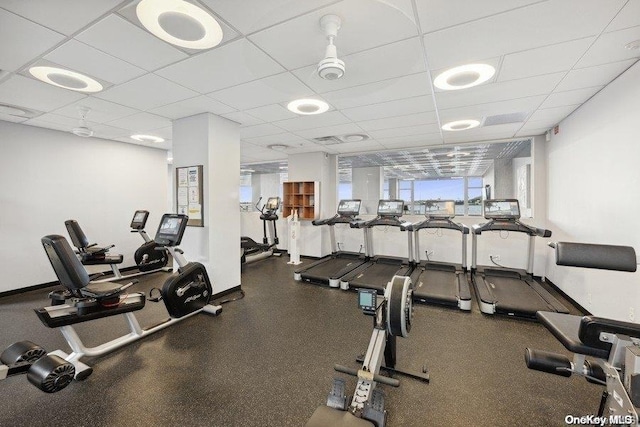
left=176, top=165, right=204, bottom=226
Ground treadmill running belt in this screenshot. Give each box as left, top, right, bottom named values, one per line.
left=302, top=257, right=364, bottom=282
left=413, top=268, right=458, bottom=304
left=349, top=262, right=410, bottom=292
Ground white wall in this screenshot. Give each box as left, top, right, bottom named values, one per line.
left=0, top=121, right=168, bottom=292
left=545, top=60, right=640, bottom=321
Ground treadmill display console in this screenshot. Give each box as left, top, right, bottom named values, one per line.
left=265, top=197, right=280, bottom=211
left=358, top=289, right=377, bottom=312
left=425, top=200, right=455, bottom=219
left=484, top=199, right=521, bottom=220
left=377, top=200, right=404, bottom=217
left=337, top=199, right=361, bottom=216
left=155, top=214, right=189, bottom=246
left=130, top=210, right=149, bottom=230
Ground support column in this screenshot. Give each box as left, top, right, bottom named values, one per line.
left=288, top=151, right=337, bottom=257
left=388, top=178, right=398, bottom=199
left=352, top=166, right=383, bottom=214
left=252, top=173, right=281, bottom=206
left=172, top=113, right=240, bottom=294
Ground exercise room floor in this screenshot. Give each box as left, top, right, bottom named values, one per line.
left=1, top=256, right=598, bottom=427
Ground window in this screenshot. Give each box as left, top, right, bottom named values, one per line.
left=393, top=177, right=482, bottom=216
left=466, top=177, right=483, bottom=216
left=338, top=182, right=352, bottom=200
left=240, top=174, right=252, bottom=211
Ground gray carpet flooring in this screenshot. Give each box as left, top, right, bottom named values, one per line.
left=0, top=256, right=601, bottom=426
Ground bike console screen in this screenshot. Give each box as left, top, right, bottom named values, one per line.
left=155, top=214, right=189, bottom=246
left=337, top=199, right=361, bottom=216
left=130, top=210, right=149, bottom=230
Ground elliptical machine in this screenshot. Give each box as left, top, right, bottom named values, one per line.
left=241, top=197, right=281, bottom=264
left=37, top=213, right=221, bottom=381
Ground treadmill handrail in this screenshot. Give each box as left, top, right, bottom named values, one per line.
left=472, top=219, right=551, bottom=237
left=351, top=216, right=410, bottom=229
left=406, top=218, right=469, bottom=234
left=313, top=213, right=360, bottom=226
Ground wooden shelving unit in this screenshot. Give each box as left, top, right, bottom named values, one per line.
left=282, top=181, right=319, bottom=220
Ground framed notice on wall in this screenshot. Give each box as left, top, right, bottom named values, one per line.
left=176, top=165, right=204, bottom=227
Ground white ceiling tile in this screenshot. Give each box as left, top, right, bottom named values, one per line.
left=156, top=39, right=284, bottom=93
left=498, top=37, right=594, bottom=82
left=272, top=111, right=351, bottom=132
left=243, top=104, right=298, bottom=122
left=515, top=127, right=549, bottom=137
left=114, top=135, right=171, bottom=150
left=575, top=25, right=640, bottom=68
left=0, top=113, right=28, bottom=123
left=0, top=0, right=123, bottom=36
left=435, top=73, right=564, bottom=109
left=294, top=123, right=365, bottom=140
left=240, top=123, right=288, bottom=139
left=243, top=133, right=306, bottom=147
left=144, top=126, right=172, bottom=140
left=249, top=0, right=418, bottom=69
left=208, top=72, right=314, bottom=110
left=357, top=111, right=439, bottom=131
left=31, top=112, right=98, bottom=128
left=322, top=72, right=431, bottom=109
left=91, top=123, right=130, bottom=139
left=76, top=15, right=188, bottom=71
left=527, top=105, right=579, bottom=123
left=95, top=73, right=198, bottom=111
left=378, top=133, right=443, bottom=148
left=415, top=0, right=542, bottom=33
left=107, top=112, right=171, bottom=132
left=0, top=75, right=85, bottom=112
left=52, top=97, right=139, bottom=123
left=221, top=111, right=264, bottom=126
left=341, top=95, right=434, bottom=122
left=369, top=123, right=441, bottom=139
left=330, top=140, right=386, bottom=154
left=241, top=146, right=288, bottom=161
left=556, top=59, right=637, bottom=92
left=45, top=40, right=146, bottom=85
left=150, top=95, right=235, bottom=119
left=283, top=143, right=331, bottom=155
left=520, top=118, right=559, bottom=130
left=438, top=95, right=546, bottom=122
left=292, top=37, right=426, bottom=93
left=606, top=0, right=640, bottom=32
left=443, top=124, right=521, bottom=143
left=0, top=9, right=65, bottom=72
left=200, top=0, right=337, bottom=34
left=539, top=86, right=603, bottom=109
left=423, top=0, right=626, bottom=70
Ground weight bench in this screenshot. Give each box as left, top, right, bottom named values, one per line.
left=526, top=242, right=639, bottom=423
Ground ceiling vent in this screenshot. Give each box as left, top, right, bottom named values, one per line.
left=484, top=112, right=529, bottom=126
left=313, top=136, right=343, bottom=145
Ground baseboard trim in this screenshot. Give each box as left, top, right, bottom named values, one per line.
left=536, top=275, right=591, bottom=315
left=213, top=285, right=242, bottom=300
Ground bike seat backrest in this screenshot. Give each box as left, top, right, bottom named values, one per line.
left=41, top=235, right=90, bottom=291
left=64, top=220, right=90, bottom=249
left=579, top=316, right=640, bottom=352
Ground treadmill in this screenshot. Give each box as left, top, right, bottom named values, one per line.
left=294, top=199, right=368, bottom=288
left=339, top=199, right=414, bottom=293
left=471, top=199, right=569, bottom=319
left=407, top=200, right=472, bottom=311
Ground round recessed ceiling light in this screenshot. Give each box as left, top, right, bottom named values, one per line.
left=449, top=161, right=467, bottom=166
left=342, top=134, right=369, bottom=142
left=29, top=66, right=103, bottom=93
left=442, top=119, right=480, bottom=131
left=131, top=134, right=165, bottom=143
left=0, top=104, right=27, bottom=116
left=434, top=64, right=495, bottom=91
left=137, top=0, right=223, bottom=50
left=287, top=99, right=329, bottom=115
left=446, top=151, right=471, bottom=157
left=625, top=39, right=640, bottom=51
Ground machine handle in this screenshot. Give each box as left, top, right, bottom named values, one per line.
left=333, top=364, right=400, bottom=387
left=525, top=348, right=572, bottom=377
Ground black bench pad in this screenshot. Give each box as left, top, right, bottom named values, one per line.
left=537, top=311, right=610, bottom=359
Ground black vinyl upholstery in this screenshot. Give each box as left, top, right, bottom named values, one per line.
left=64, top=219, right=90, bottom=249
left=42, top=235, right=90, bottom=291
left=555, top=242, right=637, bottom=272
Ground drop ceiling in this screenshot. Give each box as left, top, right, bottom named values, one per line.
left=0, top=0, right=638, bottom=158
